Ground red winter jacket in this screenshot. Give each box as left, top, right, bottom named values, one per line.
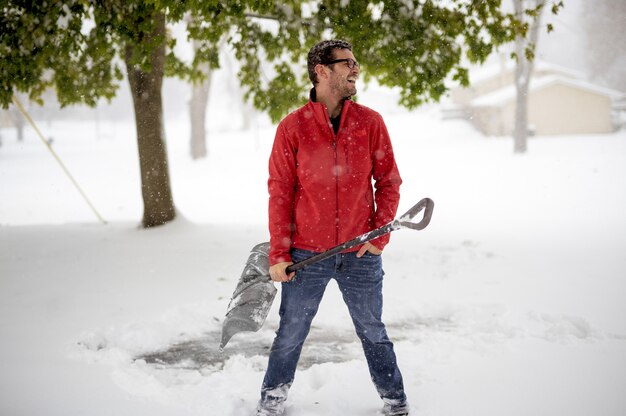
left=268, top=92, right=402, bottom=265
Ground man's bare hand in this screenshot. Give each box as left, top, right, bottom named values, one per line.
left=269, top=262, right=295, bottom=282
left=356, top=242, right=382, bottom=258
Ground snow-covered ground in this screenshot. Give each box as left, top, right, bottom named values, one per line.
left=1, top=85, right=625, bottom=416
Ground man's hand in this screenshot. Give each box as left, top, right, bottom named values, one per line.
left=269, top=262, right=296, bottom=282
left=356, top=242, right=382, bottom=258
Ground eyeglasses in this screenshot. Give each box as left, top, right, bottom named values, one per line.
left=323, top=58, right=360, bottom=70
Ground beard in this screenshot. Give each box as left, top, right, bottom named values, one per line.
left=330, top=74, right=357, bottom=99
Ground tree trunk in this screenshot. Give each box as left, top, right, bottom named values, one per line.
left=124, top=12, right=176, bottom=228
left=513, top=83, right=529, bottom=153
left=189, top=57, right=211, bottom=159
left=512, top=0, right=545, bottom=154
left=513, top=33, right=530, bottom=154
left=10, top=104, right=25, bottom=141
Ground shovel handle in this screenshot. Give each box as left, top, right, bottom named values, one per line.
left=285, top=197, right=434, bottom=274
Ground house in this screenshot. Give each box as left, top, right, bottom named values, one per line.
left=448, top=60, right=625, bottom=136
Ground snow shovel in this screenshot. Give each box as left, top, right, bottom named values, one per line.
left=220, top=197, right=434, bottom=350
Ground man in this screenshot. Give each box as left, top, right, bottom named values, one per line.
left=257, top=40, right=408, bottom=416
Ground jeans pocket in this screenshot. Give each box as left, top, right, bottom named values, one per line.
left=352, top=252, right=383, bottom=280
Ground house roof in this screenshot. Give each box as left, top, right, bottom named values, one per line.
left=468, top=59, right=586, bottom=85
left=471, top=75, right=626, bottom=107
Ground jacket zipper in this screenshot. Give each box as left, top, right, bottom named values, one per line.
left=325, top=103, right=348, bottom=248
left=326, top=111, right=340, bottom=247
left=333, top=133, right=339, bottom=246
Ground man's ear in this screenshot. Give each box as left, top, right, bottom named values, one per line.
left=315, top=63, right=329, bottom=82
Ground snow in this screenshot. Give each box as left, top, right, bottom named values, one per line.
left=1, top=84, right=626, bottom=416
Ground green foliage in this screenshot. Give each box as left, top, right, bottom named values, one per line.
left=1, top=0, right=121, bottom=106
left=307, top=0, right=519, bottom=109
left=0, top=0, right=558, bottom=122
left=510, top=1, right=562, bottom=66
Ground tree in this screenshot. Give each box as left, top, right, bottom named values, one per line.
left=243, top=0, right=525, bottom=117
left=189, top=39, right=213, bottom=160
left=510, top=0, right=562, bottom=154
left=583, top=0, right=626, bottom=92
left=0, top=1, right=305, bottom=227
left=512, top=0, right=546, bottom=154
left=1, top=0, right=543, bottom=226
left=8, top=101, right=25, bottom=142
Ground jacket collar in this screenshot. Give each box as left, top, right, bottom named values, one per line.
left=308, top=87, right=353, bottom=124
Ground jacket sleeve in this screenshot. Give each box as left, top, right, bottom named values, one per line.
left=268, top=122, right=298, bottom=265
left=370, top=114, right=402, bottom=250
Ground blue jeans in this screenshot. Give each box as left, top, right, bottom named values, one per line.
left=261, top=249, right=406, bottom=403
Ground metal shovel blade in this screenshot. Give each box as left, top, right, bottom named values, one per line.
left=220, top=242, right=276, bottom=350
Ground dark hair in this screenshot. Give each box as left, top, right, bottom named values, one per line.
left=307, top=39, right=353, bottom=84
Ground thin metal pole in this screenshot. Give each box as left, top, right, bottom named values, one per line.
left=12, top=96, right=107, bottom=224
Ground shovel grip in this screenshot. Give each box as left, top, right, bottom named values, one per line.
left=397, top=197, right=434, bottom=230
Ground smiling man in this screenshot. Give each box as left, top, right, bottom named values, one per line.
left=257, top=40, right=408, bottom=416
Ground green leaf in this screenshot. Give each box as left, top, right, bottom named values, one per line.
left=0, top=0, right=552, bottom=118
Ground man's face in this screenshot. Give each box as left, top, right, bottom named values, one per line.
left=327, top=49, right=360, bottom=99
